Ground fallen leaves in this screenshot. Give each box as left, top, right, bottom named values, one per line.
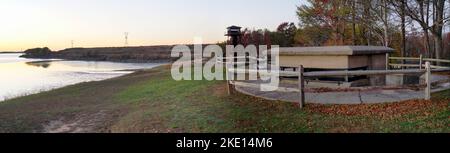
left=306, top=99, right=449, bottom=120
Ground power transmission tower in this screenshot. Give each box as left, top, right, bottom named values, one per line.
left=71, top=40, right=74, bottom=48
left=124, top=32, right=129, bottom=46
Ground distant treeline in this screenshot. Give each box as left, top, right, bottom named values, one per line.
left=19, top=45, right=210, bottom=63
left=20, top=46, right=175, bottom=62
left=0, top=51, right=23, bottom=53
left=20, top=47, right=53, bottom=58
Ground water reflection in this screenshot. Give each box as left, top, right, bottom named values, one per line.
left=26, top=61, right=53, bottom=68
left=0, top=53, right=163, bottom=101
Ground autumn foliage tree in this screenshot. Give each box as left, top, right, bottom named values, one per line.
left=297, top=0, right=353, bottom=45
left=227, top=0, right=449, bottom=61
left=239, top=22, right=297, bottom=47
left=295, top=0, right=449, bottom=60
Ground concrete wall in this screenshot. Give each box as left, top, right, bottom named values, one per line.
left=280, top=55, right=349, bottom=69
left=279, top=53, right=388, bottom=86
left=348, top=56, right=369, bottom=69
left=368, top=54, right=388, bottom=86
left=280, top=54, right=387, bottom=70
left=369, top=54, right=387, bottom=70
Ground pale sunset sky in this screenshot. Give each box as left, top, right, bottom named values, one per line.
left=0, top=0, right=306, bottom=51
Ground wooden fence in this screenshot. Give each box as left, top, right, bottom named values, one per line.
left=386, top=53, right=450, bottom=70
left=221, top=55, right=450, bottom=108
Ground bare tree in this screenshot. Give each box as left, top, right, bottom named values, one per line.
left=388, top=0, right=408, bottom=58
left=362, top=0, right=373, bottom=45
left=397, top=0, right=449, bottom=59
left=430, top=0, right=447, bottom=62
left=351, top=0, right=357, bottom=45
left=358, top=0, right=393, bottom=47
left=382, top=0, right=390, bottom=47
left=400, top=0, right=407, bottom=58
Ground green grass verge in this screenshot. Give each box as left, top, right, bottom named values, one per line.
left=0, top=65, right=448, bottom=133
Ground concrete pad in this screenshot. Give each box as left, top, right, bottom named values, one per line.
left=306, top=92, right=363, bottom=104
left=237, top=86, right=426, bottom=104
left=364, top=89, right=424, bottom=104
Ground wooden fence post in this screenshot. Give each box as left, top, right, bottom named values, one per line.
left=419, top=54, right=423, bottom=70
left=225, top=63, right=232, bottom=95
left=386, top=53, right=390, bottom=70
left=425, top=62, right=431, bottom=100
left=298, top=65, right=305, bottom=108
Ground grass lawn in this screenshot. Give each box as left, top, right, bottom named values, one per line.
left=0, top=65, right=448, bottom=133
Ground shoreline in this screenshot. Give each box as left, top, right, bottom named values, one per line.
left=23, top=57, right=171, bottom=64
left=0, top=52, right=23, bottom=54
left=0, top=58, right=169, bottom=102
left=20, top=45, right=182, bottom=63
left=21, top=55, right=174, bottom=64
left=20, top=44, right=214, bottom=64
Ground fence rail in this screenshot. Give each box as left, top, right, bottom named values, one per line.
left=217, top=56, right=267, bottom=61
left=388, top=56, right=450, bottom=63
left=227, top=66, right=450, bottom=77
left=387, top=53, right=450, bottom=70
left=389, top=57, right=421, bottom=60
left=423, top=58, right=450, bottom=63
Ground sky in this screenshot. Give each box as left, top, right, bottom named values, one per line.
left=0, top=0, right=306, bottom=51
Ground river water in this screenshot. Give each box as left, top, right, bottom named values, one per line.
left=0, top=53, right=163, bottom=101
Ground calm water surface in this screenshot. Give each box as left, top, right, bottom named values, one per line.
left=0, top=53, right=163, bottom=101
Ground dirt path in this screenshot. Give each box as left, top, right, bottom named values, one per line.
left=44, top=110, right=108, bottom=133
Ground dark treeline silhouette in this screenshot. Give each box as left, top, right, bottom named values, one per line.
left=21, top=47, right=53, bottom=58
